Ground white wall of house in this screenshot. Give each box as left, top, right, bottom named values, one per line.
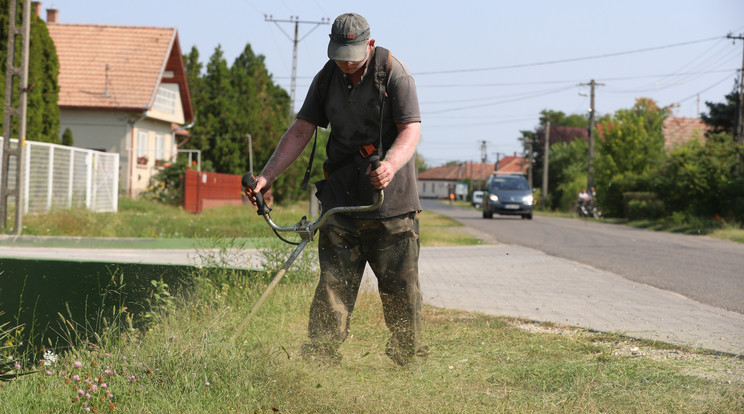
left=417, top=180, right=454, bottom=199
left=146, top=83, right=185, bottom=125
left=59, top=106, right=182, bottom=198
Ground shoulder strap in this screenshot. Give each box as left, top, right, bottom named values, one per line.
left=373, top=46, right=392, bottom=159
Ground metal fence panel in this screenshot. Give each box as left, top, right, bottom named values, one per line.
left=0, top=137, right=119, bottom=214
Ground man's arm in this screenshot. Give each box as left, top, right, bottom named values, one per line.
left=252, top=118, right=317, bottom=195
left=368, top=121, right=420, bottom=189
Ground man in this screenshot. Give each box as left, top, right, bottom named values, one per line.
left=246, top=13, right=425, bottom=366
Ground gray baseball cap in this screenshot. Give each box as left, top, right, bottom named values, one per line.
left=327, top=13, right=370, bottom=62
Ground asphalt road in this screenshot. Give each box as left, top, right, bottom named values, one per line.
left=421, top=199, right=744, bottom=315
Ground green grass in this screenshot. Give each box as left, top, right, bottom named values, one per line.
left=12, top=198, right=480, bottom=248
left=1, top=263, right=742, bottom=413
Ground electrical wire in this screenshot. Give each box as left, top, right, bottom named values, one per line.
left=413, top=36, right=725, bottom=76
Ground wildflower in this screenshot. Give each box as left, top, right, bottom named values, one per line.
left=104, top=369, right=112, bottom=376
left=78, top=389, right=85, bottom=397
left=43, top=350, right=58, bottom=366
left=104, top=353, right=110, bottom=358
left=86, top=393, right=91, bottom=399
left=90, top=384, right=98, bottom=392
left=13, top=363, right=20, bottom=370
left=72, top=375, right=80, bottom=381
left=205, top=381, right=210, bottom=386
left=101, top=383, right=107, bottom=389
left=46, top=370, right=52, bottom=375
left=74, top=361, right=82, bottom=368
left=129, top=375, right=136, bottom=382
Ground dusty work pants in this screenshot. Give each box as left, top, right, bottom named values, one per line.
left=309, top=211, right=424, bottom=358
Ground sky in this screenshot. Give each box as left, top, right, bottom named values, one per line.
left=44, top=0, right=744, bottom=167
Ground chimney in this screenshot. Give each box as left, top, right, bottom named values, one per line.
left=46, top=8, right=58, bottom=24
left=32, top=1, right=42, bottom=17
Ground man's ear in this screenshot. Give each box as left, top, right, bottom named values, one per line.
left=369, top=39, right=376, bottom=48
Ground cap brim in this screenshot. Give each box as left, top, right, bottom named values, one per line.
left=328, top=41, right=367, bottom=62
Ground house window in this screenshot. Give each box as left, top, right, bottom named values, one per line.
left=154, top=134, right=166, bottom=167
left=137, top=131, right=149, bottom=166
left=153, top=85, right=178, bottom=114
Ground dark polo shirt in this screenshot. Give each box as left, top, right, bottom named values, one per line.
left=298, top=47, right=421, bottom=218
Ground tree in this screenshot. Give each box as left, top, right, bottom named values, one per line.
left=701, top=91, right=739, bottom=135
left=523, top=110, right=589, bottom=209
left=655, top=132, right=743, bottom=220
left=61, top=127, right=73, bottom=146
left=592, top=98, right=670, bottom=217
left=0, top=1, right=59, bottom=142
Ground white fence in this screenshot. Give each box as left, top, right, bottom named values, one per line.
left=0, top=138, right=119, bottom=214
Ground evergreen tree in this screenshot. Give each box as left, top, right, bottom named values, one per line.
left=701, top=91, right=739, bottom=135
left=199, top=45, right=243, bottom=174
left=0, top=0, right=59, bottom=142
left=61, top=127, right=73, bottom=146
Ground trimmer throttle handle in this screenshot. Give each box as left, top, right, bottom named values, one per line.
left=369, top=155, right=381, bottom=171
left=242, top=173, right=269, bottom=216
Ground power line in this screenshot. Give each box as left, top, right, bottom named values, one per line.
left=413, top=36, right=724, bottom=76
left=264, top=15, right=329, bottom=123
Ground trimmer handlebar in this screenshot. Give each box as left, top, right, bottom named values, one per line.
left=243, top=155, right=384, bottom=241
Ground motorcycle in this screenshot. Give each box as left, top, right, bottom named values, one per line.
left=575, top=200, right=602, bottom=219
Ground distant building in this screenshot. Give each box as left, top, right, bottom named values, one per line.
left=417, top=154, right=528, bottom=199
left=44, top=6, right=194, bottom=197
left=662, top=117, right=710, bottom=150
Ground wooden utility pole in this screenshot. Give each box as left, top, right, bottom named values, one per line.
left=728, top=33, right=744, bottom=144
left=580, top=79, right=604, bottom=190
left=0, top=0, right=31, bottom=235
left=265, top=15, right=329, bottom=124
left=542, top=121, right=550, bottom=209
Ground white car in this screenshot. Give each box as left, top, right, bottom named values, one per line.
left=471, top=191, right=484, bottom=208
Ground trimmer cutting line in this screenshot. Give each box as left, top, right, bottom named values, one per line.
left=230, top=156, right=383, bottom=341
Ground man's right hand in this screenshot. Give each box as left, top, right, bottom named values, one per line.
left=243, top=174, right=272, bottom=213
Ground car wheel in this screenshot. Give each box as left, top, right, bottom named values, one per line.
left=482, top=210, right=493, bottom=219
left=522, top=213, right=533, bottom=220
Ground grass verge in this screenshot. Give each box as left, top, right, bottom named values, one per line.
left=1, top=261, right=742, bottom=412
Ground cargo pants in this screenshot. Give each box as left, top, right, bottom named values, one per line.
left=307, top=211, right=425, bottom=363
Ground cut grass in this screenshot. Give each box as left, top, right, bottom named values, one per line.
left=2, top=271, right=741, bottom=413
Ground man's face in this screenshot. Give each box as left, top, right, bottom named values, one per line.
left=335, top=41, right=372, bottom=74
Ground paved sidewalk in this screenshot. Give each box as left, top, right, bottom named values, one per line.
left=3, top=242, right=743, bottom=356
left=407, top=244, right=744, bottom=356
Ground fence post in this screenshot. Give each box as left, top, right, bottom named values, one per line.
left=46, top=145, right=54, bottom=211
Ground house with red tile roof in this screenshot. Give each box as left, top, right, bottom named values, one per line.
left=417, top=154, right=528, bottom=199
left=43, top=6, right=194, bottom=197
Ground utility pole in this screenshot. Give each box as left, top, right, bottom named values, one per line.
left=479, top=140, right=488, bottom=188
left=579, top=79, right=604, bottom=190
left=527, top=136, right=533, bottom=188
left=265, top=15, right=329, bottom=124
left=728, top=33, right=744, bottom=144
left=0, top=0, right=31, bottom=235
left=542, top=121, right=550, bottom=209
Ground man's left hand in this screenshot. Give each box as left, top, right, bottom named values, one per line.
left=367, top=160, right=393, bottom=190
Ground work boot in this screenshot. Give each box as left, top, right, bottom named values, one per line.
left=301, top=341, right=342, bottom=365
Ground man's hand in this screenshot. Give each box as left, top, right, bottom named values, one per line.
left=366, top=159, right=393, bottom=190
left=243, top=175, right=272, bottom=210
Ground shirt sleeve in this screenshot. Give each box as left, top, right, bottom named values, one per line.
left=388, top=56, right=421, bottom=125
left=296, top=68, right=330, bottom=128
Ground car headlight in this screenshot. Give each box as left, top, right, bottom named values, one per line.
left=523, top=194, right=534, bottom=205
left=489, top=194, right=499, bottom=202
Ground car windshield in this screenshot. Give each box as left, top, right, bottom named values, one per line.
left=490, top=176, right=529, bottom=191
